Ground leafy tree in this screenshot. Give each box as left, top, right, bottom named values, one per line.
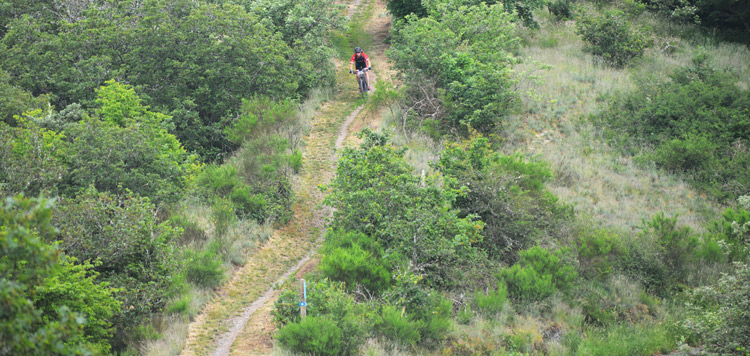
left=0, top=70, right=50, bottom=125
left=385, top=0, right=427, bottom=19
left=51, top=188, right=180, bottom=350
left=389, top=1, right=519, bottom=135
left=1, top=1, right=302, bottom=159
left=34, top=257, right=121, bottom=354
left=0, top=115, right=68, bottom=197
left=576, top=9, right=653, bottom=67
left=244, top=0, right=342, bottom=93
left=323, top=130, right=484, bottom=287
left=63, top=81, right=198, bottom=205
left=0, top=195, right=92, bottom=355
left=436, top=136, right=570, bottom=260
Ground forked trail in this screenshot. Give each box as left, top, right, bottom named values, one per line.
left=179, top=0, right=393, bottom=355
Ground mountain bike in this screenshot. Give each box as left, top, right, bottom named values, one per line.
left=353, top=68, right=370, bottom=98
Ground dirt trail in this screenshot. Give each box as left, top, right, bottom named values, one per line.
left=179, top=1, right=393, bottom=355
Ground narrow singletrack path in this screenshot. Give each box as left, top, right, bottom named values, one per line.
left=180, top=1, right=393, bottom=355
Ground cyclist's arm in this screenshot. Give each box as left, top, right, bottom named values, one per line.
left=363, top=53, right=371, bottom=68
left=350, top=54, right=355, bottom=72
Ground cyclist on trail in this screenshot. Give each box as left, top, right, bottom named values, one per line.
left=349, top=47, right=372, bottom=91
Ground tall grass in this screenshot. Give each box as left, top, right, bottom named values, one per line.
left=507, top=5, right=742, bottom=233
left=576, top=322, right=676, bottom=356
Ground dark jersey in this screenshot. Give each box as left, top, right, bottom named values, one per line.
left=351, top=52, right=370, bottom=69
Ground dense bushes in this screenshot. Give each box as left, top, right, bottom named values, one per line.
left=1, top=195, right=119, bottom=355
left=320, top=231, right=392, bottom=295
left=323, top=130, right=484, bottom=287
left=680, top=263, right=750, bottom=355
left=277, top=316, right=344, bottom=355
left=576, top=9, right=653, bottom=67
left=51, top=188, right=180, bottom=349
left=498, top=246, right=577, bottom=300
left=0, top=0, right=339, bottom=160
left=388, top=0, right=520, bottom=135
left=436, top=137, right=571, bottom=260
left=597, top=55, right=750, bottom=200
left=0, top=81, right=199, bottom=205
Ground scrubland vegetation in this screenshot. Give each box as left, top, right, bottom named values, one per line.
left=271, top=0, right=750, bottom=355
left=1, top=0, right=339, bottom=354
left=1, top=0, right=748, bottom=355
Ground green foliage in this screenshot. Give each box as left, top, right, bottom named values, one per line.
left=577, top=322, right=676, bottom=356
left=577, top=229, right=624, bottom=279
left=61, top=81, right=198, bottom=205
left=0, top=70, right=50, bottom=124
left=680, top=263, right=750, bottom=355
left=641, top=0, right=750, bottom=37
left=498, top=246, right=577, bottom=301
left=389, top=1, right=520, bottom=135
left=183, top=249, right=225, bottom=289
left=320, top=231, right=392, bottom=295
left=597, top=55, right=750, bottom=200
left=386, top=0, right=427, bottom=19
left=548, top=0, right=574, bottom=21
left=51, top=188, right=179, bottom=350
left=243, top=0, right=342, bottom=94
left=34, top=257, right=122, bottom=354
left=620, top=213, right=701, bottom=293
left=0, top=115, right=67, bottom=197
left=323, top=130, right=484, bottom=287
left=0, top=195, right=93, bottom=355
left=276, top=316, right=343, bottom=356
left=576, top=9, right=653, bottom=67
left=273, top=279, right=367, bottom=355
left=196, top=164, right=278, bottom=222
left=706, top=201, right=750, bottom=262
left=376, top=305, right=422, bottom=346
left=0, top=1, right=324, bottom=160
left=436, top=136, right=570, bottom=260
left=474, top=281, right=508, bottom=315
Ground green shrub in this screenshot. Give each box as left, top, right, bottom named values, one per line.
left=577, top=229, right=623, bottom=279
left=320, top=230, right=392, bottom=295
left=34, top=257, right=122, bottom=355
left=377, top=305, right=422, bottom=346
left=576, top=9, right=652, bottom=67
left=51, top=188, right=180, bottom=350
left=184, top=249, right=225, bottom=289
left=1, top=195, right=98, bottom=355
left=166, top=296, right=190, bottom=315
left=436, top=137, right=570, bottom=261
left=272, top=279, right=367, bottom=355
left=417, top=295, right=453, bottom=343
left=548, top=0, right=573, bottom=21
left=498, top=246, right=577, bottom=301
left=474, top=282, right=508, bottom=315
left=324, top=130, right=484, bottom=288
left=621, top=213, right=700, bottom=292
left=706, top=203, right=750, bottom=262
left=320, top=244, right=392, bottom=295
left=596, top=55, right=750, bottom=201
left=680, top=263, right=750, bottom=355
left=276, top=316, right=343, bottom=356
left=648, top=135, right=717, bottom=173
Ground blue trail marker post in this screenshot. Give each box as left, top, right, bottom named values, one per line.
left=299, top=279, right=307, bottom=318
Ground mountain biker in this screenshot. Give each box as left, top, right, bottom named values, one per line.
left=349, top=47, right=372, bottom=91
